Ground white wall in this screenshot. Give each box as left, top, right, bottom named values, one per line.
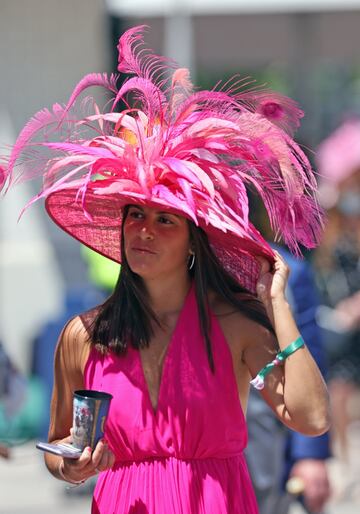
left=0, top=0, right=110, bottom=372
left=0, top=0, right=111, bottom=132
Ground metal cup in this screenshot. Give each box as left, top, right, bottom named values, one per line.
left=72, top=390, right=112, bottom=451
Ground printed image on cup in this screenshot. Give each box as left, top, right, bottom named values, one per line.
left=72, top=390, right=112, bottom=451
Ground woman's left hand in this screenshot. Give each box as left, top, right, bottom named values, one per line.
left=61, top=437, right=116, bottom=483
left=256, top=250, right=289, bottom=305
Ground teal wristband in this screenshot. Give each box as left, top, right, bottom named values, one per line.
left=250, top=336, right=305, bottom=390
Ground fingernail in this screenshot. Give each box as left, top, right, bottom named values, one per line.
left=86, top=447, right=92, bottom=453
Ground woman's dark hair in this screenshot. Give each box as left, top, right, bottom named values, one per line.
left=91, top=205, right=274, bottom=370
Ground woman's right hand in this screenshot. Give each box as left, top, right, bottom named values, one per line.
left=59, top=435, right=116, bottom=483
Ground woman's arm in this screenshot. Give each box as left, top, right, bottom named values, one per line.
left=45, top=316, right=114, bottom=484
left=243, top=252, right=330, bottom=436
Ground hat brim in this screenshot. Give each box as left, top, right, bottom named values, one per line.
left=45, top=188, right=274, bottom=293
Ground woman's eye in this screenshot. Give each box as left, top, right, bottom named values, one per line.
left=158, top=216, right=173, bottom=224
left=129, top=210, right=143, bottom=219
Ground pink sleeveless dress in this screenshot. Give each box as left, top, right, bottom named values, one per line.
left=84, top=284, right=259, bottom=514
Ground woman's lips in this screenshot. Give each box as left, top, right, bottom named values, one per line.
left=131, top=246, right=157, bottom=255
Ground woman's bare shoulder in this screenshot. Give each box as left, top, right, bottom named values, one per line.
left=59, top=305, right=101, bottom=351
left=56, top=306, right=101, bottom=373
left=209, top=292, right=273, bottom=349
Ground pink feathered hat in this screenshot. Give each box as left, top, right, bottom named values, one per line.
left=316, top=119, right=360, bottom=209
left=1, top=26, right=323, bottom=292
left=317, top=119, right=360, bottom=185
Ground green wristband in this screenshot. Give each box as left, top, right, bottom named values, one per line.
left=250, top=336, right=305, bottom=390
left=277, top=336, right=305, bottom=361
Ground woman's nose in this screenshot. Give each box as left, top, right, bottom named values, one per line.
left=139, top=222, right=154, bottom=240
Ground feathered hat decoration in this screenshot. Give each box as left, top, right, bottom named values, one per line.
left=1, top=25, right=323, bottom=292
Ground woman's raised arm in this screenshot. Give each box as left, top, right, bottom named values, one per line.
left=244, top=252, right=330, bottom=436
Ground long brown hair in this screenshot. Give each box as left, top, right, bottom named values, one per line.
left=91, top=206, right=274, bottom=370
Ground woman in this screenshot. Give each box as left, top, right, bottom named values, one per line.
left=315, top=119, right=360, bottom=463
left=2, top=26, right=329, bottom=514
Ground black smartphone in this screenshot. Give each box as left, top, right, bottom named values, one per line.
left=36, top=441, right=82, bottom=459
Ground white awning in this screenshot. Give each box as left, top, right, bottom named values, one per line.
left=107, top=0, right=360, bottom=17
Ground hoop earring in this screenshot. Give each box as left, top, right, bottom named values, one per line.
left=188, top=253, right=195, bottom=270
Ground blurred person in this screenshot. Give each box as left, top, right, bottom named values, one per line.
left=315, top=119, right=360, bottom=462
left=0, top=340, right=27, bottom=458
left=1, top=26, right=330, bottom=514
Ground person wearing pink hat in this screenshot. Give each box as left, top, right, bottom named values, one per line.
left=1, top=26, right=329, bottom=514
left=315, top=120, right=360, bottom=465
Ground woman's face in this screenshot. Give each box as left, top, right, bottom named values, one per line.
left=123, top=205, right=191, bottom=281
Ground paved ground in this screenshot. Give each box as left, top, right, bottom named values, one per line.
left=1, top=423, right=360, bottom=514
left=0, top=444, right=91, bottom=514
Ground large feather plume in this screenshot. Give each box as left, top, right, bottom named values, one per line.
left=1, top=25, right=323, bottom=256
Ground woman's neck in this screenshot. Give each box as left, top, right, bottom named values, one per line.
left=144, top=273, right=192, bottom=318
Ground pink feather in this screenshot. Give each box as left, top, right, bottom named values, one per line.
left=112, top=77, right=165, bottom=120
left=252, top=92, right=303, bottom=136
left=171, top=68, right=193, bottom=92
left=117, top=25, right=176, bottom=87
left=6, top=104, right=66, bottom=182
left=93, top=178, right=143, bottom=195
left=117, top=25, right=148, bottom=75
left=0, top=164, right=6, bottom=191
left=151, top=184, right=197, bottom=223
left=169, top=68, right=194, bottom=113
left=62, top=73, right=118, bottom=119
left=43, top=142, right=114, bottom=158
